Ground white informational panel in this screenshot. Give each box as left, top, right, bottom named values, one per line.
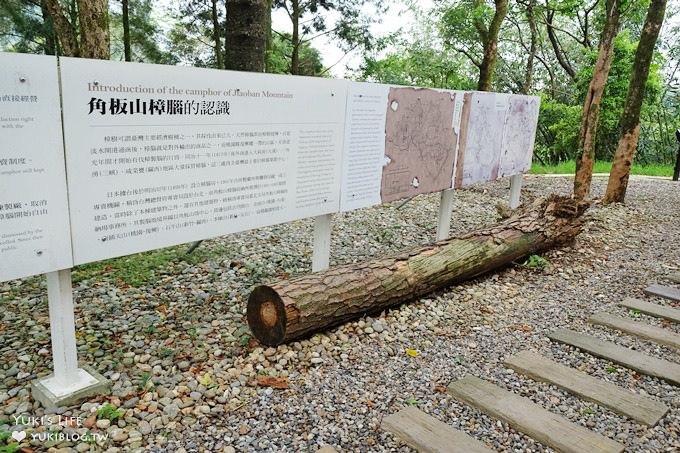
left=456, top=92, right=539, bottom=188
left=340, top=82, right=389, bottom=211
left=0, top=53, right=73, bottom=281
left=340, top=83, right=462, bottom=212
left=60, top=58, right=347, bottom=265
left=498, top=95, right=541, bottom=177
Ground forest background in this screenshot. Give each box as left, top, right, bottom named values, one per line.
left=1, top=0, right=678, bottom=177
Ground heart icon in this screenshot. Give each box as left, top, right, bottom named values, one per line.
left=11, top=431, right=26, bottom=442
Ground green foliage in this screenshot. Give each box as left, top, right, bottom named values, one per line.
left=109, top=0, right=178, bottom=64
left=530, top=160, right=674, bottom=176
left=267, top=33, right=325, bottom=76
left=96, top=403, right=125, bottom=422
left=0, top=0, right=54, bottom=54
left=629, top=309, right=641, bottom=318
left=523, top=255, right=549, bottom=269
left=606, top=366, right=618, bottom=373
left=536, top=99, right=583, bottom=163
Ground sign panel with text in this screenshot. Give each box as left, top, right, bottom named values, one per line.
left=340, top=82, right=463, bottom=212
left=0, top=53, right=73, bottom=281
left=60, top=58, right=347, bottom=265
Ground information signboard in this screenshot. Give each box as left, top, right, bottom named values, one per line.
left=340, top=82, right=462, bottom=211
left=456, top=92, right=540, bottom=188
left=60, top=58, right=347, bottom=265
left=0, top=53, right=73, bottom=281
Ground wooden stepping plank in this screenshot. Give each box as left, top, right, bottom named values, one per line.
left=505, top=350, right=669, bottom=426
left=589, top=312, right=680, bottom=350
left=644, top=284, right=680, bottom=302
left=447, top=376, right=624, bottom=453
left=548, top=329, right=680, bottom=386
left=382, top=406, right=494, bottom=453
left=619, top=298, right=680, bottom=324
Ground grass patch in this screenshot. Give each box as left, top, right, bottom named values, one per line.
left=71, top=242, right=233, bottom=287
left=530, top=160, right=674, bottom=177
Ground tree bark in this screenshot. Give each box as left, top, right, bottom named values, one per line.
left=225, top=0, right=268, bottom=72
left=40, top=0, right=57, bottom=55
left=603, top=0, right=667, bottom=203
left=545, top=6, right=576, bottom=80
left=43, top=0, right=80, bottom=56
left=122, top=0, right=131, bottom=61
left=248, top=196, right=588, bottom=346
left=77, top=0, right=110, bottom=59
left=573, top=0, right=620, bottom=200
left=290, top=0, right=301, bottom=75
left=522, top=0, right=537, bottom=94
left=475, top=0, right=508, bottom=91
left=211, top=0, right=224, bottom=69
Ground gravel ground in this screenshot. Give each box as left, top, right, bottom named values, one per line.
left=1, top=175, right=679, bottom=453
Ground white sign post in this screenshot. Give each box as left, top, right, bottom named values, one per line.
left=312, top=214, right=333, bottom=272
left=509, top=174, right=523, bottom=209
left=32, top=270, right=109, bottom=408
left=436, top=189, right=455, bottom=241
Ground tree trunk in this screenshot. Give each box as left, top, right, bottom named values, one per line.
left=122, top=0, right=131, bottom=61
left=475, top=0, right=508, bottom=91
left=211, top=0, right=224, bottom=69
left=673, top=143, right=680, bottom=182
left=40, top=0, right=57, bottom=55
left=265, top=0, right=273, bottom=72
left=43, top=0, right=80, bottom=56
left=291, top=0, right=301, bottom=75
left=248, top=196, right=588, bottom=346
left=573, top=0, right=620, bottom=200
left=545, top=7, right=576, bottom=80
left=225, top=0, right=268, bottom=72
left=522, top=0, right=537, bottom=94
left=77, top=0, right=110, bottom=59
left=603, top=0, right=667, bottom=203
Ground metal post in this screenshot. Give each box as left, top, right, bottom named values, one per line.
left=509, top=174, right=523, bottom=209
left=312, top=214, right=332, bottom=272
left=436, top=189, right=455, bottom=241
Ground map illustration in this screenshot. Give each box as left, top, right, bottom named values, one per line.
left=456, top=92, right=505, bottom=187
left=498, top=95, right=540, bottom=177
left=381, top=87, right=457, bottom=203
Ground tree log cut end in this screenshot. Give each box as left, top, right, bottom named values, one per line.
left=247, top=286, right=287, bottom=346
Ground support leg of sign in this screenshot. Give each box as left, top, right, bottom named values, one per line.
left=436, top=189, right=455, bottom=241
left=31, top=269, right=109, bottom=408
left=312, top=214, right=333, bottom=273
left=509, top=174, right=523, bottom=209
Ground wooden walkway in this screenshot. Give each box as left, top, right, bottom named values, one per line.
left=643, top=283, right=680, bottom=302
left=620, top=297, right=680, bottom=323
left=382, top=406, right=494, bottom=453
left=589, top=312, right=680, bottom=349
left=381, top=283, right=680, bottom=452
left=505, top=350, right=668, bottom=426
left=448, top=376, right=624, bottom=453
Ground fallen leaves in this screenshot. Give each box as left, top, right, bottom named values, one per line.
left=405, top=349, right=418, bottom=357
left=256, top=375, right=289, bottom=389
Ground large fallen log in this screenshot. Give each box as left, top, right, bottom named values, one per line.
left=247, top=196, right=588, bottom=346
